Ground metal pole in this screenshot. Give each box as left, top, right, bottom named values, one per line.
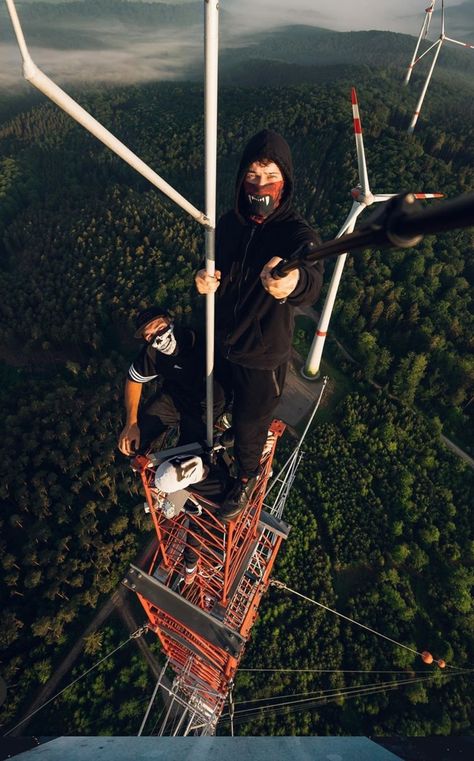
left=204, top=0, right=219, bottom=446
left=158, top=692, right=177, bottom=737
left=183, top=710, right=199, bottom=736
left=265, top=377, right=328, bottom=500
left=4, top=0, right=209, bottom=226
left=171, top=705, right=190, bottom=736
left=137, top=659, right=169, bottom=736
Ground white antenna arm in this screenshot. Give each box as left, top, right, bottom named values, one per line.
left=4, top=0, right=209, bottom=227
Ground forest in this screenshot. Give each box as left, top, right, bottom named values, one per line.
left=219, top=24, right=474, bottom=89
left=0, top=56, right=473, bottom=736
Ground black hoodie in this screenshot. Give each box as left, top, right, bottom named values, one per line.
left=214, top=129, right=324, bottom=369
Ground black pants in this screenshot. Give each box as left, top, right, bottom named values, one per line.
left=216, top=358, right=287, bottom=476
left=138, top=387, right=224, bottom=452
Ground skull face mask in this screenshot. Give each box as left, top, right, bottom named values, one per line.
left=151, top=323, right=177, bottom=355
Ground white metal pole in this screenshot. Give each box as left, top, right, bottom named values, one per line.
left=204, top=0, right=219, bottom=447
left=407, top=39, right=442, bottom=134
left=302, top=205, right=364, bottom=379
left=5, top=0, right=31, bottom=63
left=4, top=0, right=209, bottom=225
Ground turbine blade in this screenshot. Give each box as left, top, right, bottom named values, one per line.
left=445, top=37, right=474, bottom=49
left=441, top=0, right=445, bottom=37
left=351, top=88, right=370, bottom=197
left=404, top=1, right=436, bottom=84
left=425, top=2, right=436, bottom=38
left=336, top=202, right=364, bottom=238
left=374, top=193, right=443, bottom=202
left=414, top=38, right=443, bottom=65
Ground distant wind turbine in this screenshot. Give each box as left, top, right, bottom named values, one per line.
left=302, top=88, right=443, bottom=380
left=405, top=0, right=474, bottom=133
left=404, top=1, right=437, bottom=86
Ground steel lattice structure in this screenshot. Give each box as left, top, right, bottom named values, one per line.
left=123, top=420, right=290, bottom=734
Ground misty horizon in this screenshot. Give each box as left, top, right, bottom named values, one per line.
left=1, top=0, right=473, bottom=88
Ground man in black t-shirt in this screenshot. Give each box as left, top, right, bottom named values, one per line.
left=118, top=306, right=224, bottom=455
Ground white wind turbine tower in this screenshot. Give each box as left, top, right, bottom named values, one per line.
left=302, top=88, right=442, bottom=379
left=405, top=0, right=474, bottom=133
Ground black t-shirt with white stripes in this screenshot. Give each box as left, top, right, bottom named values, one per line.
left=128, top=327, right=205, bottom=403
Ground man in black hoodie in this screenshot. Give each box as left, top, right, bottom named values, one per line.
left=195, top=130, right=323, bottom=520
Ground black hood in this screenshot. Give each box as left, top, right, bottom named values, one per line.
left=234, top=129, right=295, bottom=224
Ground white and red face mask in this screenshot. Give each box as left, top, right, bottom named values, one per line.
left=243, top=180, right=284, bottom=222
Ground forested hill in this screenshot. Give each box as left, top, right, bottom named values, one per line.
left=217, top=25, right=474, bottom=89
left=2, top=4, right=474, bottom=89
left=0, top=75, right=473, bottom=735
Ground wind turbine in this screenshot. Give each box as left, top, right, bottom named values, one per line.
left=404, top=1, right=437, bottom=86
left=405, top=0, right=474, bottom=133
left=302, top=88, right=443, bottom=379
left=4, top=0, right=219, bottom=447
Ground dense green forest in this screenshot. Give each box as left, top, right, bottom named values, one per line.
left=0, top=60, right=473, bottom=736
left=233, top=392, right=473, bottom=735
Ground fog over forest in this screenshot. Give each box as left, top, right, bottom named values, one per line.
left=1, top=0, right=473, bottom=87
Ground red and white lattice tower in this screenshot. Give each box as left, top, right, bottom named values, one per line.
left=123, top=420, right=289, bottom=735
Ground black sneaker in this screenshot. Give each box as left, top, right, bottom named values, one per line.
left=184, top=499, right=202, bottom=517
left=217, top=476, right=257, bottom=523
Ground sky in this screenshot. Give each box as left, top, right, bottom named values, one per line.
left=1, top=0, right=471, bottom=88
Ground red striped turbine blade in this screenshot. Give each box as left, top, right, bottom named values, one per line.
left=351, top=87, right=362, bottom=134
